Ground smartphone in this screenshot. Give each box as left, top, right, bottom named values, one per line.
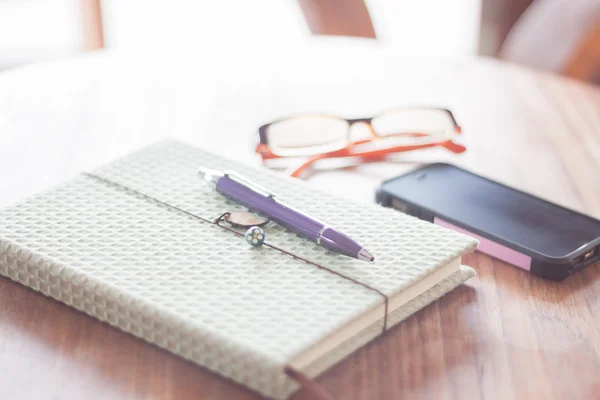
left=375, top=163, right=600, bottom=281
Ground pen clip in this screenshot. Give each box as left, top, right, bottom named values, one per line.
left=225, top=171, right=276, bottom=198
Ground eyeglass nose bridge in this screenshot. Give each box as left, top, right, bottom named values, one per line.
left=346, top=118, right=378, bottom=142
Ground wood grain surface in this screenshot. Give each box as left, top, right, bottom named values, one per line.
left=0, top=42, right=599, bottom=399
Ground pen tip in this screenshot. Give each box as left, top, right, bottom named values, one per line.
left=358, top=248, right=375, bottom=262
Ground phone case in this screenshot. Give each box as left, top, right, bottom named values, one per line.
left=376, top=164, right=600, bottom=281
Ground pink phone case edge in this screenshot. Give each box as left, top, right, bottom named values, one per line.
left=434, top=217, right=532, bottom=271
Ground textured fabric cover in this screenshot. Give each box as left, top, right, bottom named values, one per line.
left=0, top=140, right=477, bottom=399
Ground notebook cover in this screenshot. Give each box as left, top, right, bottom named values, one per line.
left=0, top=140, right=477, bottom=399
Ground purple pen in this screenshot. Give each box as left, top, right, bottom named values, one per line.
left=198, top=167, right=374, bottom=262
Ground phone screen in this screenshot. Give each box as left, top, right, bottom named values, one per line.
left=380, top=164, right=600, bottom=259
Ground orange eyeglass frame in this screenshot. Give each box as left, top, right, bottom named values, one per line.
left=255, top=108, right=465, bottom=178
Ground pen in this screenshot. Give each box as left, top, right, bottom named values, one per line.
left=198, top=167, right=374, bottom=262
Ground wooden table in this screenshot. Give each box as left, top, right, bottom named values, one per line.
left=1, top=41, right=599, bottom=399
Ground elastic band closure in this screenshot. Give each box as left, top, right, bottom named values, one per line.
left=284, top=366, right=335, bottom=400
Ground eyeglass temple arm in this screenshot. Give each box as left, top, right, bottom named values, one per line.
left=286, top=153, right=331, bottom=178
left=287, top=140, right=466, bottom=178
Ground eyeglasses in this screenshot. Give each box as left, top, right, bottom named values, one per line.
left=255, top=107, right=465, bottom=177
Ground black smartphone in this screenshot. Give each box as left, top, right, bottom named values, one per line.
left=376, top=163, right=600, bottom=281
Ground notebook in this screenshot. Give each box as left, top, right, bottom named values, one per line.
left=0, top=140, right=477, bottom=399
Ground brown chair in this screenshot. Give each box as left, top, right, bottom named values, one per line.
left=79, top=0, right=376, bottom=52
left=80, top=0, right=104, bottom=50
left=499, top=0, right=600, bottom=82
left=563, top=12, right=600, bottom=81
